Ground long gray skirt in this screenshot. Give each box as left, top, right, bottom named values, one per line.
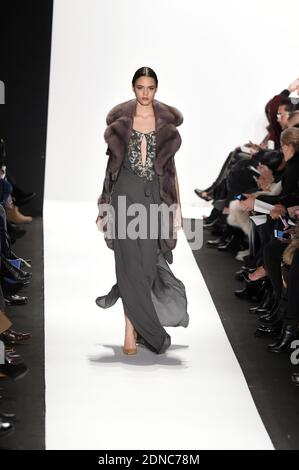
left=96, top=164, right=189, bottom=353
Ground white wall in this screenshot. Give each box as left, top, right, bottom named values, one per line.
left=45, top=0, right=299, bottom=210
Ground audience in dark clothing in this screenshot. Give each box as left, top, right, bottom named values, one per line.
left=195, top=79, right=299, bottom=388
left=0, top=137, right=35, bottom=439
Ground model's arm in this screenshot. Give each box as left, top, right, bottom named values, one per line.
left=175, top=166, right=181, bottom=207
left=174, top=165, right=182, bottom=230
left=96, top=146, right=113, bottom=232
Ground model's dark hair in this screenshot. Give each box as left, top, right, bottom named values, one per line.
left=132, top=67, right=158, bottom=87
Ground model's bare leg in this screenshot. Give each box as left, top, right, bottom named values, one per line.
left=124, top=313, right=137, bottom=352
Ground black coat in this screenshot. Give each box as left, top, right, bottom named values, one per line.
left=257, top=151, right=299, bottom=207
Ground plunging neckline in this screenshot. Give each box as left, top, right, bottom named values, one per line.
left=129, top=128, right=156, bottom=170
left=132, top=129, right=155, bottom=167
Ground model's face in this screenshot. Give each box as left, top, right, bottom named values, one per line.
left=277, top=105, right=290, bottom=129
left=281, top=142, right=295, bottom=161
left=132, top=76, right=157, bottom=105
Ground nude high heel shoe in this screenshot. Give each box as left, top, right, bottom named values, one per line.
left=123, top=329, right=137, bottom=355
left=123, top=347, right=137, bottom=355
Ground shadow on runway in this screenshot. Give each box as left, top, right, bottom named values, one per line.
left=88, top=344, right=189, bottom=367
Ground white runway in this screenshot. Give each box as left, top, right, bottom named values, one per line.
left=44, top=200, right=273, bottom=450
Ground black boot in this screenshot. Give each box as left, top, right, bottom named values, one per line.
left=235, top=267, right=255, bottom=281
left=4, top=294, right=28, bottom=306
left=234, top=279, right=267, bottom=302
left=7, top=222, right=26, bottom=243
left=203, top=209, right=222, bottom=228
left=217, top=226, right=246, bottom=253
left=0, top=361, right=29, bottom=381
left=249, top=288, right=275, bottom=314
left=217, top=234, right=235, bottom=251
left=0, top=411, right=16, bottom=422
left=258, top=298, right=287, bottom=327
left=1, top=255, right=32, bottom=283
left=291, top=373, right=299, bottom=386
left=256, top=295, right=278, bottom=315
left=11, top=187, right=36, bottom=207
left=255, top=323, right=283, bottom=338
left=1, top=278, right=29, bottom=296
left=6, top=170, right=36, bottom=207
left=267, top=325, right=298, bottom=353
left=0, top=419, right=14, bottom=438
left=207, top=232, right=229, bottom=247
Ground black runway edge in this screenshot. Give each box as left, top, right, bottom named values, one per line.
left=189, top=222, right=299, bottom=450
left=0, top=217, right=45, bottom=450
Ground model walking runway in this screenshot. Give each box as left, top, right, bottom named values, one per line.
left=44, top=200, right=273, bottom=450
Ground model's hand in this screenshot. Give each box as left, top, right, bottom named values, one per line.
left=174, top=205, right=182, bottom=231
left=96, top=215, right=104, bottom=232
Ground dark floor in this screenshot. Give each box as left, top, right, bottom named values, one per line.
left=0, top=217, right=44, bottom=450
left=191, top=226, right=299, bottom=450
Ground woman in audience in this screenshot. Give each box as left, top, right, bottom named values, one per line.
left=265, top=223, right=299, bottom=352
left=195, top=78, right=299, bottom=207
left=239, top=127, right=299, bottom=282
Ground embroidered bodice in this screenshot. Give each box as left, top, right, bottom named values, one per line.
left=126, top=128, right=156, bottom=181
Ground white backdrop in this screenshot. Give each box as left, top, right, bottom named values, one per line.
left=45, top=0, right=299, bottom=210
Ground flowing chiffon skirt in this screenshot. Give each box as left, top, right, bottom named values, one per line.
left=96, top=163, right=189, bottom=353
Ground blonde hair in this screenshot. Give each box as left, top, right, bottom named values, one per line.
left=283, top=223, right=299, bottom=265
left=280, top=127, right=299, bottom=152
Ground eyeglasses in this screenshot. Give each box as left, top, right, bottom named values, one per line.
left=277, top=112, right=289, bottom=118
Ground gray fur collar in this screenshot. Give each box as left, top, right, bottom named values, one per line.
left=103, top=99, right=183, bottom=175
left=105, top=98, right=183, bottom=129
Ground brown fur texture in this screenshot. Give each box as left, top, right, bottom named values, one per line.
left=97, top=98, right=183, bottom=250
